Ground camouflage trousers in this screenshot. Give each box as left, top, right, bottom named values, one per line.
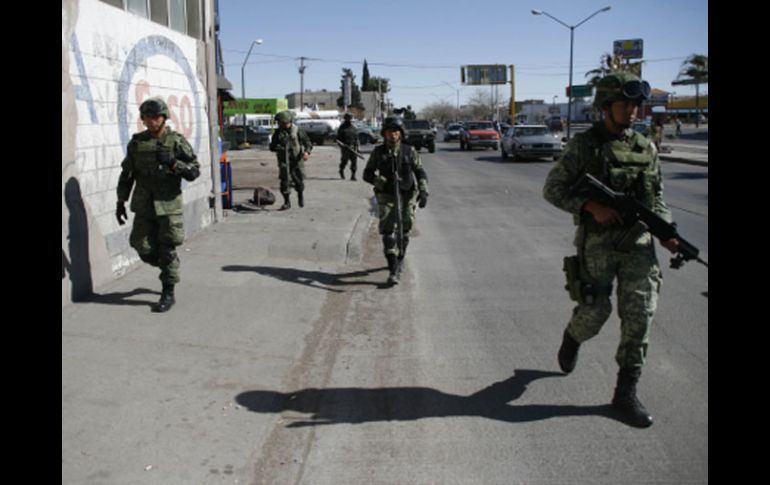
left=130, top=213, right=185, bottom=285
left=566, top=225, right=663, bottom=369
left=376, top=191, right=417, bottom=257
left=278, top=159, right=305, bottom=194
left=339, top=151, right=358, bottom=173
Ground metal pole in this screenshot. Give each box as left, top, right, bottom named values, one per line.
left=240, top=39, right=262, bottom=145
left=567, top=27, right=575, bottom=140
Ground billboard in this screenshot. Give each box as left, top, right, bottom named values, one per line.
left=613, top=39, right=643, bottom=59
left=461, top=64, right=507, bottom=85
left=223, top=98, right=288, bottom=115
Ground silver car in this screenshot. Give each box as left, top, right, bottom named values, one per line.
left=500, top=125, right=563, bottom=161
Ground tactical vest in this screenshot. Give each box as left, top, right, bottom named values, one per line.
left=373, top=143, right=417, bottom=193
left=584, top=128, right=659, bottom=209
left=129, top=130, right=184, bottom=216
left=276, top=125, right=302, bottom=161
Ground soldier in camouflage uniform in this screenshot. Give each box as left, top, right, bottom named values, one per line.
left=116, top=98, right=200, bottom=313
left=363, top=117, right=428, bottom=285
left=336, top=113, right=359, bottom=180
left=269, top=110, right=313, bottom=210
left=543, top=72, right=680, bottom=428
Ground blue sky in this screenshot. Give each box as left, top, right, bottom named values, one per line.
left=217, top=0, right=707, bottom=113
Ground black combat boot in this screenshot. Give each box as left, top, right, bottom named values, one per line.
left=611, top=367, right=653, bottom=428
left=339, top=167, right=345, bottom=179
left=350, top=172, right=357, bottom=181
left=152, top=284, right=176, bottom=313
left=280, top=193, right=291, bottom=210
left=386, top=254, right=399, bottom=285
left=557, top=329, right=581, bottom=374
left=297, top=191, right=304, bottom=208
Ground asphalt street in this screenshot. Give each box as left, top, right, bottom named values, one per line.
left=62, top=138, right=708, bottom=485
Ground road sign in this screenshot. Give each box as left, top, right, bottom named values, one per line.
left=461, top=65, right=507, bottom=85
left=223, top=98, right=288, bottom=115
left=566, top=84, right=592, bottom=97
left=613, top=39, right=643, bottom=59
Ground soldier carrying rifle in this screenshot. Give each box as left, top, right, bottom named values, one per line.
left=363, top=117, right=428, bottom=286
left=543, top=72, right=686, bottom=428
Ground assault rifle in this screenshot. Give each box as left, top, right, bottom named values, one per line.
left=390, top=152, right=404, bottom=267
left=335, top=139, right=365, bottom=159
left=571, top=173, right=708, bottom=269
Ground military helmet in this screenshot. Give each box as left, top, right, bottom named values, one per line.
left=275, top=110, right=294, bottom=124
left=381, top=116, right=405, bottom=136
left=343, top=112, right=353, bottom=120
left=593, top=72, right=651, bottom=109
left=139, top=97, right=169, bottom=118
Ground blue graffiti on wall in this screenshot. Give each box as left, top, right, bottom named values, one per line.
left=69, top=34, right=99, bottom=124
left=117, top=35, right=202, bottom=155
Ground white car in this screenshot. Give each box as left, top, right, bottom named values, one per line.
left=500, top=124, right=563, bottom=161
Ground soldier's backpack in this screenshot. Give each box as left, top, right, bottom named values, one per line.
left=252, top=187, right=276, bottom=206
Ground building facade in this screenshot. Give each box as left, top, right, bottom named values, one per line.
left=63, top=0, right=222, bottom=305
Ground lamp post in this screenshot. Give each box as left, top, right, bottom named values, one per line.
left=240, top=38, right=263, bottom=145
left=441, top=81, right=460, bottom=121
left=532, top=6, right=611, bottom=139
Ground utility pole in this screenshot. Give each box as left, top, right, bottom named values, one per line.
left=298, top=57, right=306, bottom=111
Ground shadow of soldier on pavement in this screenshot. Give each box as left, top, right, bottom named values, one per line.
left=235, top=369, right=618, bottom=428
left=222, top=265, right=391, bottom=292
left=81, top=288, right=161, bottom=307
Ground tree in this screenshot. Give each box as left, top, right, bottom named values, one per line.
left=673, top=54, right=708, bottom=127
left=337, top=68, right=364, bottom=111
left=584, top=53, right=625, bottom=88
left=419, top=101, right=456, bottom=125
left=362, top=59, right=371, bottom=92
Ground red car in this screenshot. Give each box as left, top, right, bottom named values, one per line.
left=459, top=121, right=500, bottom=151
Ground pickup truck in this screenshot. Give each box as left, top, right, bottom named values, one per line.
left=295, top=119, right=340, bottom=145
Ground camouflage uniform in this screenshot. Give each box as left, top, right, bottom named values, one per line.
left=336, top=116, right=360, bottom=180
left=544, top=122, right=669, bottom=369
left=117, top=126, right=200, bottom=288
left=543, top=72, right=668, bottom=428
left=269, top=111, right=313, bottom=207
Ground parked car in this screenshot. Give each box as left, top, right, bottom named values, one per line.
left=443, top=123, right=463, bottom=141
left=500, top=124, right=563, bottom=161
left=351, top=120, right=381, bottom=145
left=223, top=125, right=271, bottom=147
left=459, top=121, right=500, bottom=151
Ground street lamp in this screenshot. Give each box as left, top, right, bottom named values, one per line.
left=532, top=6, right=611, bottom=139
left=240, top=38, right=263, bottom=145
left=441, top=81, right=460, bottom=121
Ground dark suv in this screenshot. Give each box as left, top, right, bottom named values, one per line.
left=403, top=119, right=436, bottom=153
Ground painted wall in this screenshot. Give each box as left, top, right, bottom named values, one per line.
left=62, top=0, right=216, bottom=305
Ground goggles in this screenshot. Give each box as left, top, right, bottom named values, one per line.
left=622, top=80, right=651, bottom=100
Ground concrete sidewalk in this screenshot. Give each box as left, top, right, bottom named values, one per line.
left=62, top=145, right=379, bottom=484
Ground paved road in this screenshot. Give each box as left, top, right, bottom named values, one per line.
left=62, top=141, right=708, bottom=484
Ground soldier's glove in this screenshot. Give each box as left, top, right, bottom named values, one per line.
left=156, top=143, right=175, bottom=169
left=418, top=191, right=428, bottom=208
left=116, top=201, right=128, bottom=225
left=374, top=176, right=387, bottom=192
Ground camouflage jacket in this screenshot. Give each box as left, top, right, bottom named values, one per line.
left=117, top=128, right=200, bottom=216
left=336, top=122, right=359, bottom=147
left=363, top=142, right=428, bottom=195
left=269, top=124, right=313, bottom=163
left=543, top=122, right=672, bottom=227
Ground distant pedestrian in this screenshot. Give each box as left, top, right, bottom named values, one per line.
left=336, top=113, right=359, bottom=180
left=674, top=117, right=682, bottom=137
left=651, top=119, right=663, bottom=150
left=116, top=98, right=200, bottom=313
left=269, top=110, right=313, bottom=210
